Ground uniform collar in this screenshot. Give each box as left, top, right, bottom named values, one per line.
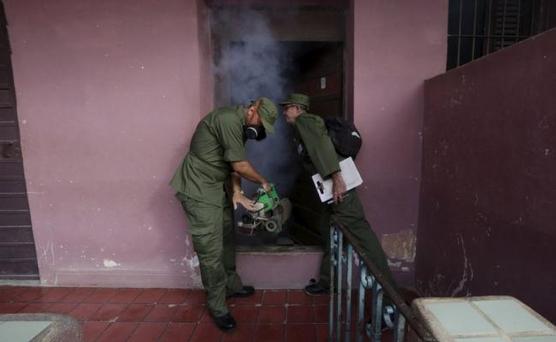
left=236, top=106, right=246, bottom=125
left=293, top=112, right=307, bottom=125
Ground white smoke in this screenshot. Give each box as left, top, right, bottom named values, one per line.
left=211, top=8, right=299, bottom=197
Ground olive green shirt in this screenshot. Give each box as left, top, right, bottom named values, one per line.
left=294, top=113, right=341, bottom=178
left=170, top=106, right=246, bottom=207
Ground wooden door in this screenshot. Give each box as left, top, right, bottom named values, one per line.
left=294, top=42, right=343, bottom=118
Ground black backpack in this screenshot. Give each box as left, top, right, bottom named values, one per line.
left=325, top=117, right=362, bottom=159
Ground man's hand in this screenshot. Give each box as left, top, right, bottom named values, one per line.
left=261, top=182, right=272, bottom=192
left=331, top=171, right=346, bottom=203
left=232, top=191, right=257, bottom=211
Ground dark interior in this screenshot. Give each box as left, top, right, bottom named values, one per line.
left=207, top=3, right=347, bottom=248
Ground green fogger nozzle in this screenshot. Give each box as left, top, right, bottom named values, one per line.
left=255, top=185, right=280, bottom=212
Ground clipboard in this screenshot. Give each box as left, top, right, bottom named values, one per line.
left=311, top=157, right=363, bottom=203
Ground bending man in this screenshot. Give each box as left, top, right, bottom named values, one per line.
left=170, top=97, right=277, bottom=331
left=280, top=93, right=397, bottom=296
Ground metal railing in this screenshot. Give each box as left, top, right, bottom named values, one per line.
left=328, top=224, right=436, bottom=342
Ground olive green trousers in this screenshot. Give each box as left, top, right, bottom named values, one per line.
left=178, top=194, right=243, bottom=316
left=318, top=190, right=397, bottom=292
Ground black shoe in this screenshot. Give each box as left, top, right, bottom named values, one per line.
left=212, top=313, right=236, bottom=331
left=304, top=279, right=329, bottom=296
left=227, top=285, right=255, bottom=298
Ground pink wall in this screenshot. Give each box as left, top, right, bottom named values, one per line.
left=5, top=0, right=211, bottom=287
left=352, top=0, right=448, bottom=283
left=4, top=0, right=449, bottom=288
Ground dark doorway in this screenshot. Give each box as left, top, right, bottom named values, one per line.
left=281, top=41, right=345, bottom=246
left=0, top=2, right=40, bottom=280
left=208, top=4, right=347, bottom=247
left=230, top=41, right=345, bottom=247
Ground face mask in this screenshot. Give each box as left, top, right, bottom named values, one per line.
left=244, top=125, right=266, bottom=141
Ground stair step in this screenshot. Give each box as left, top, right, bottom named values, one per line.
left=236, top=246, right=322, bottom=289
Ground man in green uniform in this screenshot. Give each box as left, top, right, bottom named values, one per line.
left=280, top=93, right=397, bottom=296
left=170, top=97, right=277, bottom=331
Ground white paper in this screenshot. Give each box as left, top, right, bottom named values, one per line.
left=311, top=157, right=363, bottom=203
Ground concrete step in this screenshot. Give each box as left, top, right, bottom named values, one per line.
left=236, top=245, right=322, bottom=289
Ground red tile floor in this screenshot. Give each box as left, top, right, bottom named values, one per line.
left=0, top=286, right=331, bottom=341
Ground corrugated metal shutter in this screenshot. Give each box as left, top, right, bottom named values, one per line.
left=0, top=1, right=39, bottom=280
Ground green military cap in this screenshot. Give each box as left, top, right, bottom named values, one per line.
left=255, top=97, right=278, bottom=133
left=280, top=93, right=310, bottom=110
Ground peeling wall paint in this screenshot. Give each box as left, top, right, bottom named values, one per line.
left=103, top=259, right=121, bottom=268
left=381, top=229, right=416, bottom=262
left=449, top=234, right=474, bottom=297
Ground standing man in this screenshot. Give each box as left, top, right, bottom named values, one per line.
left=170, top=97, right=277, bottom=331
left=280, top=93, right=397, bottom=295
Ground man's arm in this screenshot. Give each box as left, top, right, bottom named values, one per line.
left=331, top=171, right=346, bottom=203
left=295, top=116, right=340, bottom=178
left=213, top=113, right=271, bottom=192
left=230, top=172, right=257, bottom=211
left=231, top=160, right=271, bottom=191
left=295, top=115, right=344, bottom=203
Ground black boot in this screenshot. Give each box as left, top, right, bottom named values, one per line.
left=227, top=286, right=255, bottom=298
left=212, top=313, right=236, bottom=331
left=304, top=279, right=329, bottom=296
